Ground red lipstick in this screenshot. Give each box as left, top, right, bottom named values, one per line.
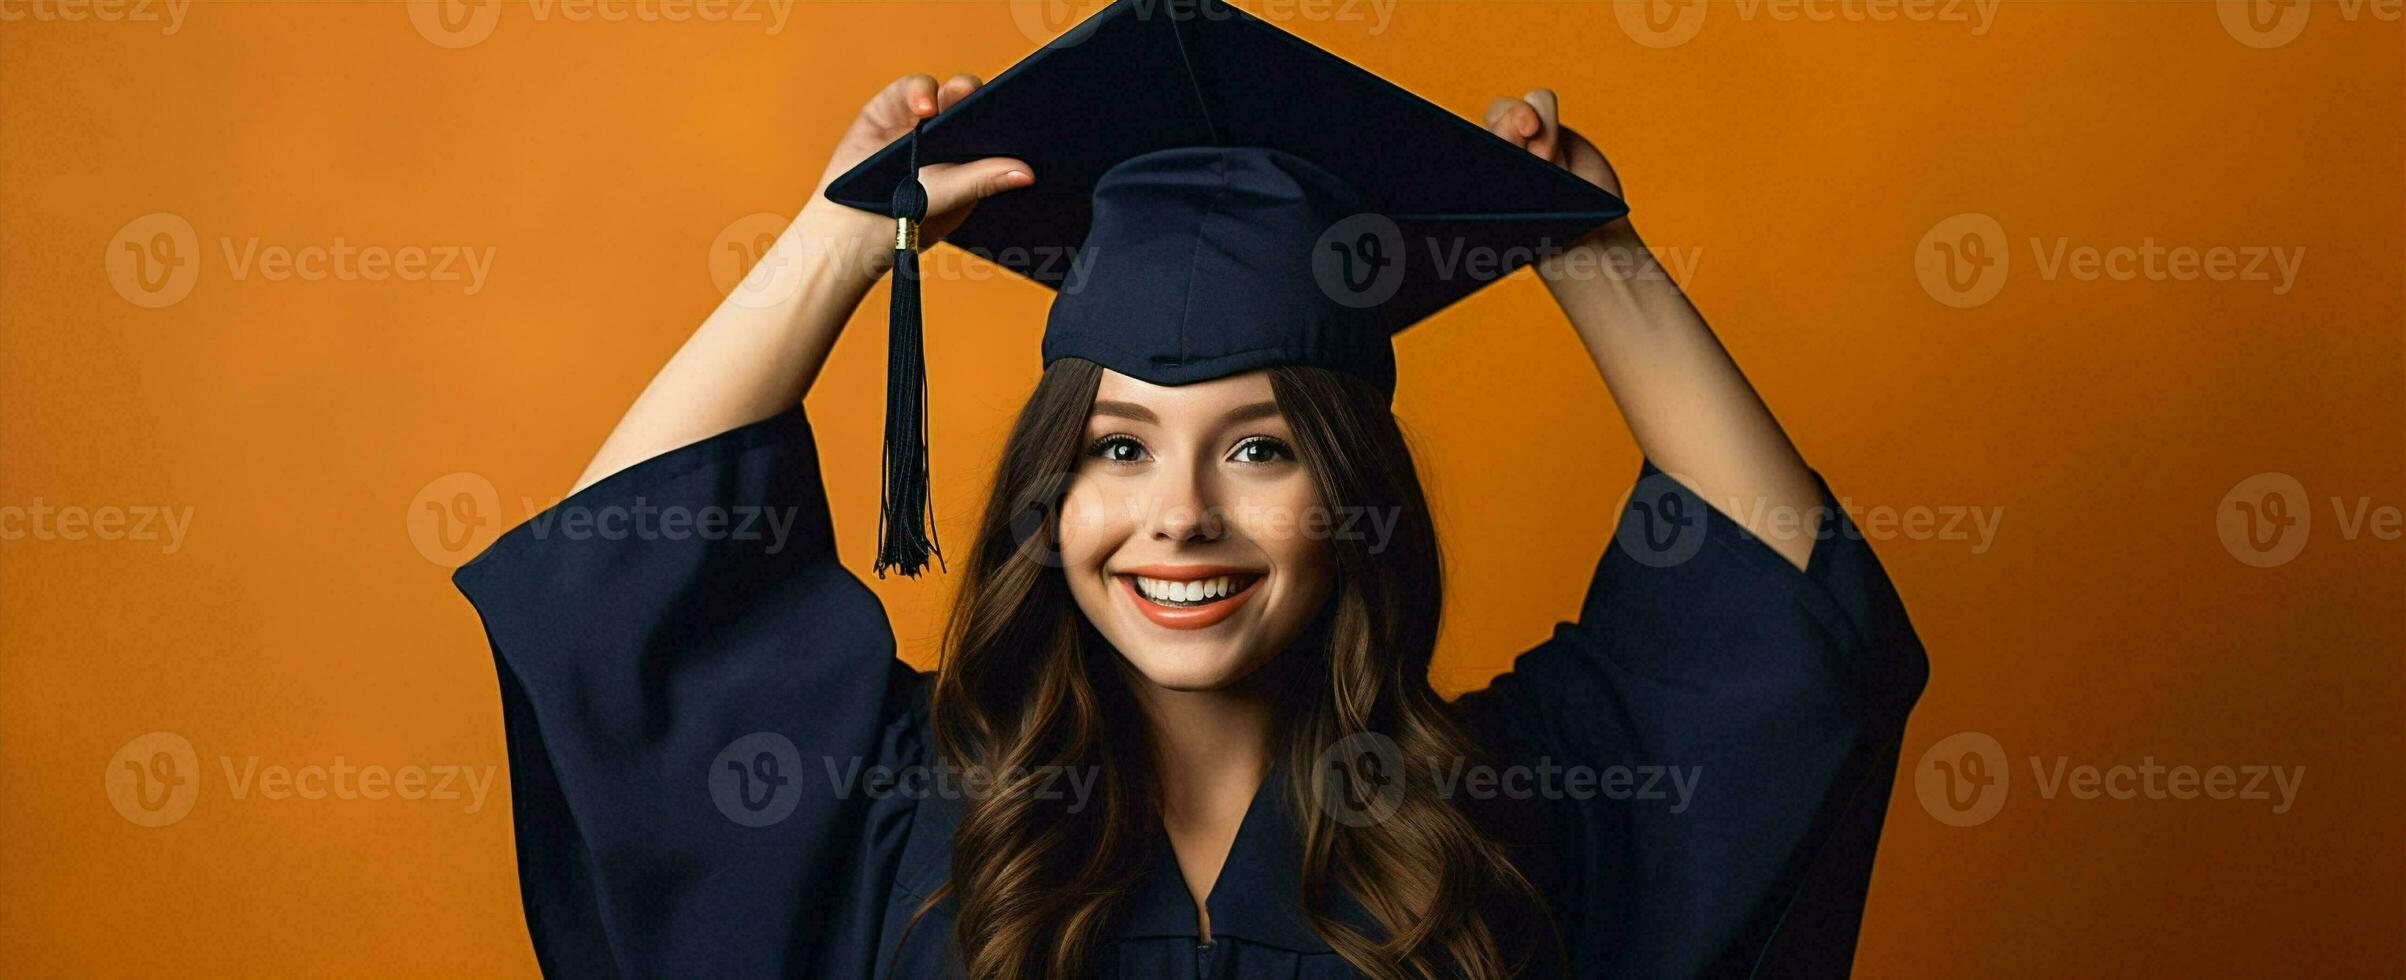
left=1113, top=565, right=1265, bottom=631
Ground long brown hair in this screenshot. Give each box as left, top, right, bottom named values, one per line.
left=905, top=357, right=1556, bottom=978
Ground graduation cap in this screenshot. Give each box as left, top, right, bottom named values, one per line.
left=824, top=0, right=1629, bottom=578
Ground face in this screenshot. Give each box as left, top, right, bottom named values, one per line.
left=1056, top=368, right=1336, bottom=692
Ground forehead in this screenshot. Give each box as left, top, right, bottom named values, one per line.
left=1091, top=368, right=1278, bottom=416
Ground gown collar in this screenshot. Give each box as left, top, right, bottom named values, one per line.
left=1111, top=755, right=1380, bottom=953
left=895, top=755, right=1381, bottom=956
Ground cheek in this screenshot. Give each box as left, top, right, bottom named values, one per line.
left=1053, top=481, right=1127, bottom=570
left=1231, top=480, right=1335, bottom=592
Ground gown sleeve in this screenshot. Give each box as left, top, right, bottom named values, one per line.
left=450, top=407, right=933, bottom=978
left=1451, top=460, right=1930, bottom=979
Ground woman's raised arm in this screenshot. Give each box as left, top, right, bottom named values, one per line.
left=1486, top=89, right=1824, bottom=570
left=572, top=73, right=1035, bottom=494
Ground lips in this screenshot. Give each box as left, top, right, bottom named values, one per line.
left=1113, top=564, right=1265, bottom=630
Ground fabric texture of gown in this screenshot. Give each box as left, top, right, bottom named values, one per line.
left=452, top=407, right=1929, bottom=978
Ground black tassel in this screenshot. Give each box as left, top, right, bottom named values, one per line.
left=876, top=122, right=944, bottom=578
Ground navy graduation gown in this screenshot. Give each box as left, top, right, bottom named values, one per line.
left=453, top=407, right=1927, bottom=978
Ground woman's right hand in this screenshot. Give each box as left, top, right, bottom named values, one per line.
left=571, top=74, right=1032, bottom=495
left=806, top=73, right=1035, bottom=247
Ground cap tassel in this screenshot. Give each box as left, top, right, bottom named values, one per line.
left=876, top=123, right=944, bottom=578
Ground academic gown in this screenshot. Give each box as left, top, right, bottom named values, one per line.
left=452, top=406, right=1928, bottom=979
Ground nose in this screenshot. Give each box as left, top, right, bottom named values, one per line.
left=1145, top=459, right=1225, bottom=545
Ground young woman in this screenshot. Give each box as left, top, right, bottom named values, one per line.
left=454, top=72, right=1927, bottom=980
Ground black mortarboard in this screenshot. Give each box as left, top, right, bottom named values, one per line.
left=824, top=0, right=1629, bottom=577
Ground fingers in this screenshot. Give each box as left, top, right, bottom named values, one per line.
left=1521, top=88, right=1561, bottom=162
left=863, top=72, right=987, bottom=133
left=936, top=73, right=983, bottom=114
left=1483, top=97, right=1538, bottom=148
left=918, top=156, right=1036, bottom=215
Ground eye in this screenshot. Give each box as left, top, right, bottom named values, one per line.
left=1229, top=436, right=1296, bottom=465
left=1084, top=434, right=1150, bottom=464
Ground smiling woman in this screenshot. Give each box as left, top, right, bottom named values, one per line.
left=448, top=2, right=1927, bottom=978
left=928, top=355, right=1527, bottom=971
left=1062, top=371, right=1337, bottom=684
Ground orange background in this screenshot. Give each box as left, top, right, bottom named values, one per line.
left=3, top=0, right=2400, bottom=974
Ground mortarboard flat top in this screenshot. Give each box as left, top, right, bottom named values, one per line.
left=824, top=0, right=1629, bottom=339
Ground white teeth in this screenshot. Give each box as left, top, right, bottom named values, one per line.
left=1133, top=574, right=1250, bottom=604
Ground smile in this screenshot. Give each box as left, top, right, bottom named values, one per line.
left=1113, top=565, right=1264, bottom=630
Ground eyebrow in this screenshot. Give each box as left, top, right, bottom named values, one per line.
left=1088, top=399, right=1284, bottom=427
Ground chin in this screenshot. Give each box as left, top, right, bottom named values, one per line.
left=1113, top=645, right=1265, bottom=692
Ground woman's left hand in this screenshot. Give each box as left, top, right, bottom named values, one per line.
left=1483, top=89, right=1624, bottom=204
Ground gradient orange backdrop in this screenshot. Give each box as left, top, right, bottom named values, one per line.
left=3, top=0, right=2400, bottom=975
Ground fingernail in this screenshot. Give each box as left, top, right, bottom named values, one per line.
left=1005, top=170, right=1031, bottom=184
